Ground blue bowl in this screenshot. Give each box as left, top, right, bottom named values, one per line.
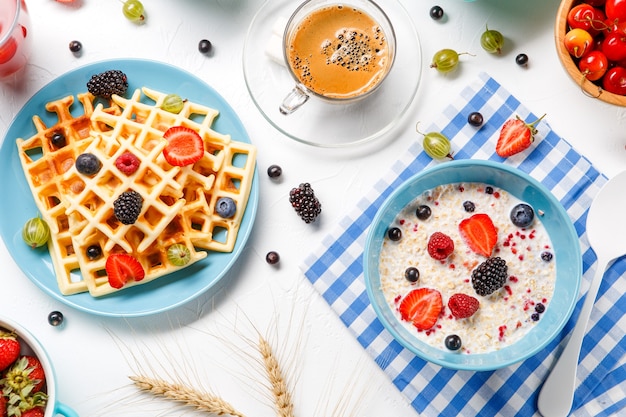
left=363, top=160, right=582, bottom=371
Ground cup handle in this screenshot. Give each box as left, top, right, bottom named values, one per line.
left=54, top=402, right=79, bottom=417
left=279, top=84, right=309, bottom=115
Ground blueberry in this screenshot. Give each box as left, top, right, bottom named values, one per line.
left=531, top=312, right=540, bottom=321
left=48, top=311, right=64, bottom=326
left=541, top=251, right=553, bottom=262
left=51, top=131, right=66, bottom=148
left=468, top=112, right=484, bottom=127
left=429, top=5, right=444, bottom=20
left=416, top=205, right=432, bottom=220
left=445, top=334, right=462, bottom=351
left=463, top=201, right=475, bottom=212
left=510, top=203, right=534, bottom=228
left=216, top=196, right=236, bottom=218
left=267, top=164, right=282, bottom=179
left=387, top=227, right=402, bottom=241
left=535, top=303, right=545, bottom=314
left=75, top=153, right=101, bottom=176
left=266, top=251, right=280, bottom=265
left=404, top=267, right=420, bottom=283
left=198, top=39, right=212, bottom=54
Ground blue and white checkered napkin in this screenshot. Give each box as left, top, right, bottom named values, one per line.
left=301, top=72, right=626, bottom=417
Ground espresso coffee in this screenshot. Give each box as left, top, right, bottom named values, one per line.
left=285, top=4, right=392, bottom=99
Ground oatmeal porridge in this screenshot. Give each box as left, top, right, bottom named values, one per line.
left=378, top=182, right=556, bottom=354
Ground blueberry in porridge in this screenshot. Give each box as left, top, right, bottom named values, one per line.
left=378, top=182, right=556, bottom=354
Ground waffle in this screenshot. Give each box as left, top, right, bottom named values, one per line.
left=16, top=93, right=120, bottom=295
left=17, top=87, right=257, bottom=297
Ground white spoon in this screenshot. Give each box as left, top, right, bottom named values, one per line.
left=537, top=170, right=626, bottom=417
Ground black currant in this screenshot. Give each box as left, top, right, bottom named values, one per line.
left=445, top=334, right=462, bottom=351
left=429, top=5, right=444, bottom=20
left=48, top=311, right=64, bottom=326
left=416, top=205, right=432, bottom=220
left=267, top=164, right=282, bottom=179
left=51, top=131, right=66, bottom=148
left=69, top=40, right=82, bottom=53
left=86, top=245, right=102, bottom=260
left=516, top=53, right=529, bottom=67
left=404, top=267, right=420, bottom=283
left=266, top=251, right=280, bottom=265
left=387, top=227, right=402, bottom=241
left=199, top=39, right=212, bottom=54
left=468, top=111, right=484, bottom=127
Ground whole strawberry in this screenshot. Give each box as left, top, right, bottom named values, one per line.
left=19, top=405, right=46, bottom=417
left=448, top=293, right=480, bottom=319
left=1, top=355, right=46, bottom=394
left=495, top=114, right=546, bottom=157
left=0, top=330, right=21, bottom=372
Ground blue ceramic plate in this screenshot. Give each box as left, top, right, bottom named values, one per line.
left=363, top=160, right=581, bottom=370
left=0, top=59, right=259, bottom=317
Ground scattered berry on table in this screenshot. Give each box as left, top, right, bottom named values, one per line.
left=399, top=287, right=443, bottom=330
left=75, top=153, right=101, bottom=176
left=429, top=5, right=444, bottom=20
left=50, top=131, right=66, bottom=148
left=510, top=203, right=534, bottom=228
left=496, top=114, right=546, bottom=158
left=445, top=334, right=462, bottom=351
left=387, top=227, right=402, bottom=241
left=266, top=251, right=280, bottom=265
left=448, top=293, right=480, bottom=319
left=22, top=217, right=50, bottom=248
left=123, top=0, right=145, bottom=22
left=289, top=183, right=322, bottom=223
left=471, top=257, right=508, bottom=296
left=86, top=245, right=102, bottom=260
left=404, top=266, right=420, bottom=283
left=48, top=311, right=64, bottom=326
left=267, top=164, right=282, bottom=179
left=416, top=204, right=432, bottom=220
left=115, top=151, right=141, bottom=175
left=468, top=111, right=484, bottom=126
left=541, top=251, right=553, bottom=262
left=216, top=197, right=237, bottom=218
left=167, top=244, right=191, bottom=266
left=480, top=25, right=505, bottom=54
left=515, top=53, right=529, bottom=67
left=86, top=69, right=128, bottom=99
left=463, top=200, right=476, bottom=212
left=427, top=231, right=455, bottom=260
left=199, top=39, right=212, bottom=54
left=459, top=213, right=497, bottom=258
left=69, top=40, right=82, bottom=54
left=162, top=126, right=204, bottom=166
left=431, top=48, right=470, bottom=73
left=113, top=190, right=143, bottom=225
left=105, top=253, right=145, bottom=289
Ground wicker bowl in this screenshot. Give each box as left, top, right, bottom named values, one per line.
left=555, top=0, right=626, bottom=106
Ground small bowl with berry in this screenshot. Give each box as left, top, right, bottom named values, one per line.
left=0, top=315, right=77, bottom=417
left=363, top=159, right=581, bottom=370
left=556, top=0, right=626, bottom=105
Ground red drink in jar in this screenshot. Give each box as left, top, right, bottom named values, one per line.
left=0, top=0, right=31, bottom=78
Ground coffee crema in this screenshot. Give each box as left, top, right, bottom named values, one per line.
left=285, top=5, right=391, bottom=99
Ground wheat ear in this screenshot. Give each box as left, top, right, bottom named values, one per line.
left=258, top=335, right=295, bottom=417
left=129, top=375, right=246, bottom=417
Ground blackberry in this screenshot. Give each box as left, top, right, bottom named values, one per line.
left=113, top=190, right=143, bottom=225
left=87, top=70, right=128, bottom=99
left=289, top=183, right=321, bottom=223
left=471, top=257, right=508, bottom=296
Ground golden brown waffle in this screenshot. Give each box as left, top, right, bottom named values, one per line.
left=16, top=87, right=256, bottom=297
left=16, top=93, right=120, bottom=295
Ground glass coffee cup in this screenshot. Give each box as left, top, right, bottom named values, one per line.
left=0, top=0, right=32, bottom=79
left=279, top=0, right=396, bottom=115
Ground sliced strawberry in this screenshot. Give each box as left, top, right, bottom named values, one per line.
left=448, top=293, right=480, bottom=319
left=0, top=330, right=20, bottom=372
left=398, top=288, right=442, bottom=331
left=105, top=253, right=145, bottom=289
left=162, top=126, right=204, bottom=167
left=459, top=213, right=498, bottom=257
left=495, top=114, right=545, bottom=157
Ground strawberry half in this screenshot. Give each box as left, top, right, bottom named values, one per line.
left=105, top=253, right=145, bottom=289
left=398, top=288, right=443, bottom=331
left=162, top=126, right=204, bottom=167
left=459, top=213, right=498, bottom=257
left=495, top=114, right=546, bottom=157
left=0, top=330, right=21, bottom=372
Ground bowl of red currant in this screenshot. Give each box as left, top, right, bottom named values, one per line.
left=556, top=0, right=626, bottom=106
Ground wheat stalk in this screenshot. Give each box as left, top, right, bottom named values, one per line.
left=257, top=335, right=295, bottom=417
left=129, top=374, right=246, bottom=417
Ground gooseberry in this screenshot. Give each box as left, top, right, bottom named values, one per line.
left=416, top=122, right=452, bottom=160
left=480, top=25, right=504, bottom=54
left=22, top=217, right=50, bottom=248
left=430, top=49, right=472, bottom=73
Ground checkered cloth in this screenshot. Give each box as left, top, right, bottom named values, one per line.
left=301, top=73, right=626, bottom=417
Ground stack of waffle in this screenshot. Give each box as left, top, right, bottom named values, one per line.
left=16, top=87, right=256, bottom=297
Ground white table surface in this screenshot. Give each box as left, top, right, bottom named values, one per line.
left=0, top=0, right=624, bottom=416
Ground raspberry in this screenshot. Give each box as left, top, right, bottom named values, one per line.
left=115, top=152, right=140, bottom=175
left=427, top=231, right=454, bottom=260
left=289, top=183, right=321, bottom=223
left=448, top=293, right=480, bottom=318
left=87, top=69, right=128, bottom=99
left=113, top=190, right=143, bottom=225
left=471, top=257, right=508, bottom=296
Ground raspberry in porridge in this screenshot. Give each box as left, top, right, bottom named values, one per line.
left=378, top=182, right=556, bottom=354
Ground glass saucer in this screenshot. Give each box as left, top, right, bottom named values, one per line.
left=242, top=0, right=422, bottom=148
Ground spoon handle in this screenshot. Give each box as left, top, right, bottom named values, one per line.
left=537, top=255, right=608, bottom=417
